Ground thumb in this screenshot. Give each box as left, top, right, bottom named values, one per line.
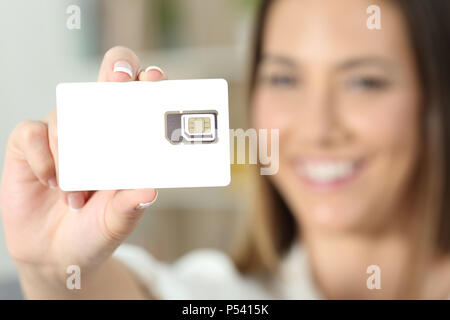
left=103, top=188, right=158, bottom=242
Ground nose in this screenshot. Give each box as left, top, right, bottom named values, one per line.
left=291, top=88, right=348, bottom=147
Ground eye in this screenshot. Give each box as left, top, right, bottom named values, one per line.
left=259, top=73, right=298, bottom=88
left=270, top=75, right=297, bottom=87
left=347, top=77, right=389, bottom=90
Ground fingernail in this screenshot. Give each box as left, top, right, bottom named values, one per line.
left=144, top=66, right=164, bottom=76
left=48, top=177, right=58, bottom=189
left=113, top=61, right=133, bottom=79
left=68, top=193, right=84, bottom=212
left=135, top=190, right=158, bottom=211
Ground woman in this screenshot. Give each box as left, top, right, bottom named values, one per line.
left=1, top=0, right=449, bottom=299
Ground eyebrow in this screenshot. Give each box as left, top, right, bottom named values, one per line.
left=260, top=54, right=298, bottom=68
left=336, top=56, right=396, bottom=72
left=260, top=54, right=395, bottom=72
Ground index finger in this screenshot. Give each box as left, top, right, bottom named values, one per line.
left=97, top=46, right=141, bottom=82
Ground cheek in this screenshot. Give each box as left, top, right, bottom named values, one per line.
left=342, top=93, right=421, bottom=222
left=344, top=94, right=420, bottom=155
left=251, top=91, right=293, bottom=131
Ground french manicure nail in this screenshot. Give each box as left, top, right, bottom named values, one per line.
left=68, top=193, right=83, bottom=212
left=145, top=66, right=164, bottom=75
left=135, top=191, right=158, bottom=211
left=113, top=61, right=133, bottom=78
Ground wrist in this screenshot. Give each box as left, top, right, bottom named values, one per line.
left=16, top=259, right=109, bottom=299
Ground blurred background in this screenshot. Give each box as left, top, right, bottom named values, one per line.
left=0, top=0, right=261, bottom=298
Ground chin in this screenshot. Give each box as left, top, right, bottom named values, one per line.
left=295, top=200, right=370, bottom=232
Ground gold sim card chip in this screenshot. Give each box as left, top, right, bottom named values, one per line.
left=188, top=117, right=211, bottom=134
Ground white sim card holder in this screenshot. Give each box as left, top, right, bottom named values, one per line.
left=56, top=79, right=230, bottom=191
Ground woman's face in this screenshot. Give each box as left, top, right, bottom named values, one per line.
left=252, top=0, right=422, bottom=232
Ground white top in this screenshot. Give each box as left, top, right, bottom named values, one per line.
left=113, top=243, right=450, bottom=299
left=113, top=243, right=320, bottom=299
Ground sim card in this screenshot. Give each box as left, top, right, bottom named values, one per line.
left=56, top=79, right=230, bottom=191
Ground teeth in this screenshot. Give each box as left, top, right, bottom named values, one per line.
left=298, top=161, right=355, bottom=183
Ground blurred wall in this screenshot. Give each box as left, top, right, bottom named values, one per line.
left=0, top=0, right=258, bottom=286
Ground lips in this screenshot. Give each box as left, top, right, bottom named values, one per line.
left=293, top=158, right=364, bottom=189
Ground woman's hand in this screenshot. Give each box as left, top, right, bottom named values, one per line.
left=0, top=46, right=165, bottom=297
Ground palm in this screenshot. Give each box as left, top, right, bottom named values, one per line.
left=1, top=152, right=115, bottom=268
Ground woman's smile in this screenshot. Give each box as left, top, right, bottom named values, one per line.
left=291, top=157, right=365, bottom=191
